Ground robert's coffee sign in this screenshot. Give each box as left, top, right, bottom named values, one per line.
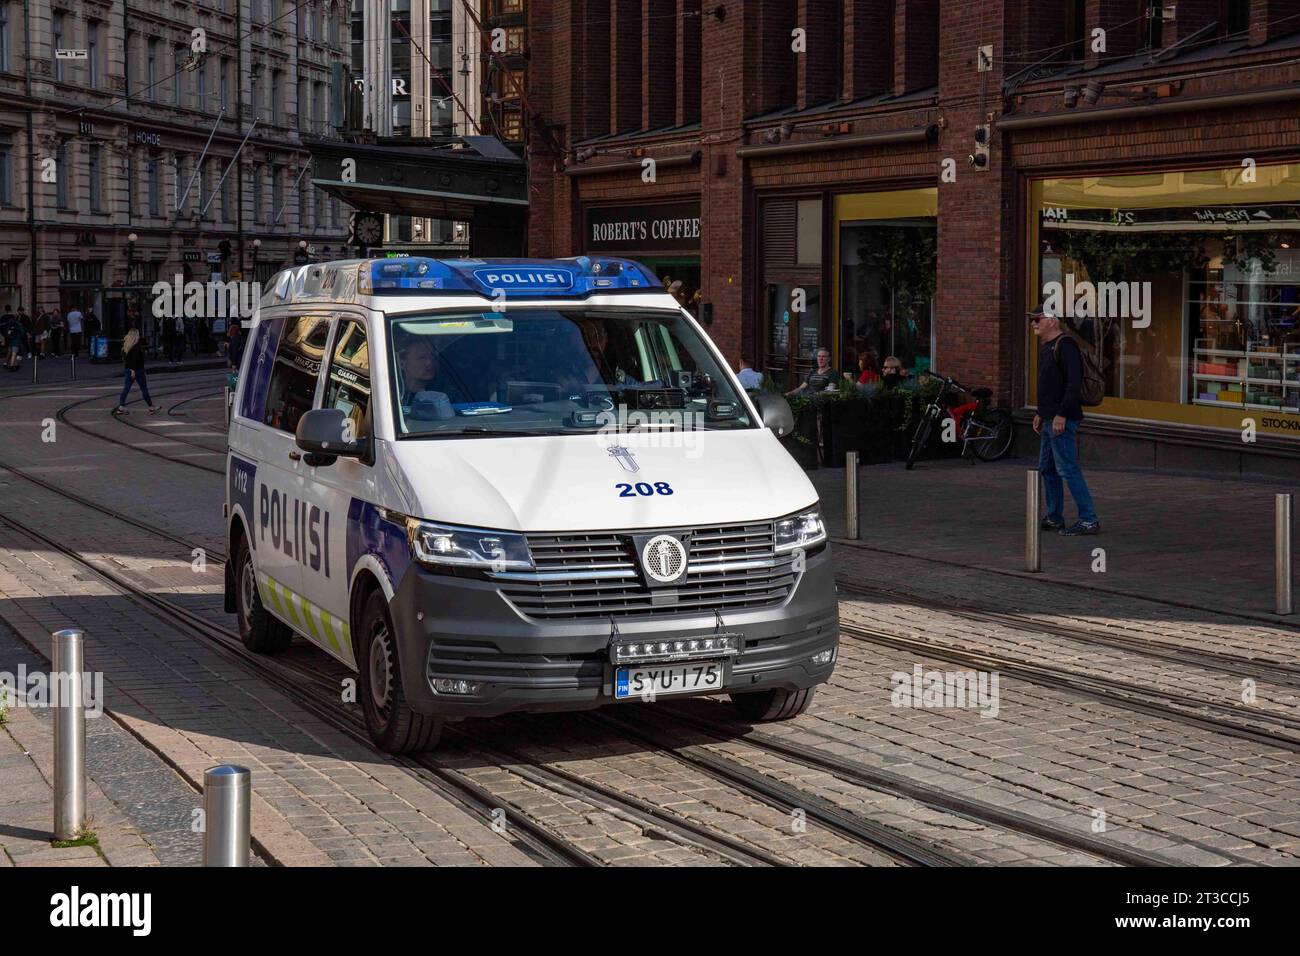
left=586, top=201, right=701, bottom=253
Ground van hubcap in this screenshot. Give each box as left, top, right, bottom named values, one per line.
left=239, top=559, right=256, bottom=630
left=368, top=623, right=394, bottom=714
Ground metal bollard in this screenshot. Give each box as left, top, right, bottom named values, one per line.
left=52, top=629, right=86, bottom=841
left=1026, top=470, right=1042, bottom=573
left=224, top=385, right=231, bottom=428
left=1277, top=494, right=1293, bottom=616
left=70, top=354, right=76, bottom=382
left=845, top=451, right=859, bottom=540
left=32, top=354, right=37, bottom=385
left=203, top=765, right=251, bottom=866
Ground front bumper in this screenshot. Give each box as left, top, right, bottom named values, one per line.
left=388, top=544, right=840, bottom=719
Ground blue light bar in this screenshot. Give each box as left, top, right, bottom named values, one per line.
left=356, top=256, right=663, bottom=298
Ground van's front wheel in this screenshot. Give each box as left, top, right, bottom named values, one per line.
left=234, top=535, right=291, bottom=653
left=729, top=686, right=815, bottom=722
left=356, top=590, right=443, bottom=753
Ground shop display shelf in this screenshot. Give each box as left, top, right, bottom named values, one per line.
left=1193, top=373, right=1243, bottom=382
left=1194, top=399, right=1245, bottom=408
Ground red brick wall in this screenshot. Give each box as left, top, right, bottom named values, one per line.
left=611, top=0, right=643, bottom=133
left=933, top=0, right=1017, bottom=402
left=1250, top=0, right=1300, bottom=44
left=798, top=0, right=844, bottom=108
left=676, top=0, right=701, bottom=124
left=896, top=0, right=940, bottom=93
left=1165, top=0, right=1222, bottom=43
left=1085, top=0, right=1144, bottom=66
left=844, top=0, right=895, bottom=100
left=644, top=0, right=678, bottom=129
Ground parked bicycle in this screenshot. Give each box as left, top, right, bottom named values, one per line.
left=905, top=371, right=1014, bottom=469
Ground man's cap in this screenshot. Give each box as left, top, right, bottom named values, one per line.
left=1027, top=300, right=1057, bottom=321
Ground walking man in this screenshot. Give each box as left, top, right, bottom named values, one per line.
left=67, top=305, right=84, bottom=357
left=1030, top=302, right=1099, bottom=536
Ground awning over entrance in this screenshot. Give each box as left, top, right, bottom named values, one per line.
left=304, top=135, right=529, bottom=255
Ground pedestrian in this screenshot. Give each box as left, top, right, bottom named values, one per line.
left=170, top=314, right=186, bottom=364
left=67, top=304, right=84, bottom=357
left=64, top=304, right=82, bottom=357
left=1030, top=301, right=1100, bottom=536
left=114, top=321, right=160, bottom=415
left=15, top=305, right=32, bottom=359
left=1, top=306, right=21, bottom=371
left=33, top=308, right=50, bottom=358
left=736, top=355, right=763, bottom=391
left=226, top=321, right=245, bottom=373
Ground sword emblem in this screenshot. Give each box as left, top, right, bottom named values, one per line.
left=607, top=445, right=639, bottom=473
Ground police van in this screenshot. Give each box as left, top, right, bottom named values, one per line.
left=224, top=256, right=839, bottom=752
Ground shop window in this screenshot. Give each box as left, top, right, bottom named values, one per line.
left=1031, top=162, right=1300, bottom=436
left=796, top=199, right=822, bottom=266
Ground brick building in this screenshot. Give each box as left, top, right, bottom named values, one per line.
left=525, top=0, right=1300, bottom=475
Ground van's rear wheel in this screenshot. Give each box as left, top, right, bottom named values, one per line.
left=356, top=589, right=442, bottom=753
left=234, top=536, right=291, bottom=654
left=729, top=686, right=815, bottom=722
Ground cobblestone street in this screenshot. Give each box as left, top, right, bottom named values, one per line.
left=0, top=372, right=1295, bottom=869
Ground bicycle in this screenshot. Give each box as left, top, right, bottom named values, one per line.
left=905, top=371, right=1014, bottom=469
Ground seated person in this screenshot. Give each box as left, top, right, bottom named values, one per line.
left=396, top=335, right=441, bottom=405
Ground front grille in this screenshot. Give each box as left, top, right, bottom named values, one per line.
left=495, top=522, right=796, bottom=619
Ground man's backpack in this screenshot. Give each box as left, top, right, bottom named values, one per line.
left=1052, top=332, right=1106, bottom=407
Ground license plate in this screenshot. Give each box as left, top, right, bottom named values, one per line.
left=615, top=661, right=724, bottom=700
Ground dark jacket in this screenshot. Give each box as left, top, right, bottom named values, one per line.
left=123, top=338, right=145, bottom=372
left=1038, top=334, right=1084, bottom=422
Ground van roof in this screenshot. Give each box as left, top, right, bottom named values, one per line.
left=259, top=256, right=668, bottom=309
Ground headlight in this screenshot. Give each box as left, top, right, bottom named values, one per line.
left=406, top=519, right=533, bottom=572
left=774, top=509, right=826, bottom=553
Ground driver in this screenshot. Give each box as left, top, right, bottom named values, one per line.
left=397, top=335, right=440, bottom=405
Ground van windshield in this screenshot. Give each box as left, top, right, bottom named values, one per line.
left=388, top=307, right=755, bottom=437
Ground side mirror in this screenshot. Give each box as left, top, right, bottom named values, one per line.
left=752, top=392, right=795, bottom=438
left=295, top=408, right=363, bottom=466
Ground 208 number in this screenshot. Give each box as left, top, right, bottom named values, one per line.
left=616, top=482, right=674, bottom=497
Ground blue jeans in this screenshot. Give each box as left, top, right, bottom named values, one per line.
left=119, top=369, right=153, bottom=408
left=1039, top=418, right=1097, bottom=524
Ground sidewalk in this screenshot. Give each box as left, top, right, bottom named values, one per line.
left=0, top=623, right=167, bottom=867
left=811, top=456, right=1298, bottom=621
left=0, top=354, right=225, bottom=392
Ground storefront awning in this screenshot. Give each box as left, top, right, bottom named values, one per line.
left=304, top=135, right=527, bottom=221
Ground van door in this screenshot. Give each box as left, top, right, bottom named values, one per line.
left=251, top=313, right=331, bottom=637
left=295, top=312, right=375, bottom=669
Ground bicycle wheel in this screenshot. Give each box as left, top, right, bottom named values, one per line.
left=970, top=408, right=1014, bottom=461
left=905, top=415, right=934, bottom=470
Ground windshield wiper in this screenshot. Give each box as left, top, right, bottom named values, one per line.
left=438, top=426, right=561, bottom=437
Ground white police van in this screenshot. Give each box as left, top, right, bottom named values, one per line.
left=224, top=256, right=838, bottom=752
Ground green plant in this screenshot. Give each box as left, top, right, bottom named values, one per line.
left=0, top=688, right=9, bottom=725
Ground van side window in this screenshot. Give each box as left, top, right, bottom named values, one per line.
left=239, top=316, right=284, bottom=423
left=323, top=318, right=370, bottom=439
left=264, top=315, right=329, bottom=434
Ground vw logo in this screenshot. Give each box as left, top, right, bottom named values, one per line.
left=641, top=534, right=688, bottom=584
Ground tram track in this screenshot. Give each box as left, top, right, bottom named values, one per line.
left=837, top=621, right=1300, bottom=753
left=0, top=485, right=1012, bottom=867
left=0, top=506, right=892, bottom=867
left=1, top=375, right=1293, bottom=866
left=52, top=377, right=228, bottom=475
left=837, top=579, right=1300, bottom=690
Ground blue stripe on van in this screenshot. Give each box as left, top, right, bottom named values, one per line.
left=229, top=456, right=258, bottom=550
left=346, top=500, right=412, bottom=592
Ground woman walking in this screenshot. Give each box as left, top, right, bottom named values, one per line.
left=114, top=323, right=160, bottom=415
